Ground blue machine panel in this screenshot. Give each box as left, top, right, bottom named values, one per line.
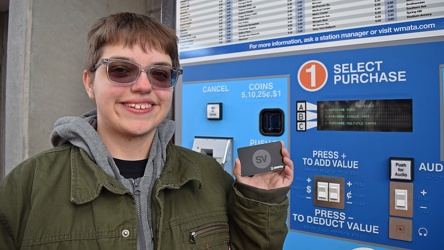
left=179, top=41, right=444, bottom=249
left=181, top=77, right=289, bottom=173
left=289, top=42, right=444, bottom=249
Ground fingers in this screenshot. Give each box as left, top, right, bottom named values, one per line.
left=280, top=143, right=293, bottom=170
left=233, top=158, right=242, bottom=178
left=283, top=153, right=293, bottom=170
left=284, top=164, right=294, bottom=179
left=281, top=146, right=290, bottom=159
left=280, top=142, right=294, bottom=183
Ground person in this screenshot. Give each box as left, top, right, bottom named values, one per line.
left=0, top=12, right=294, bottom=250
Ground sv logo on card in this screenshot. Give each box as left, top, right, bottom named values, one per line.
left=252, top=149, right=271, bottom=169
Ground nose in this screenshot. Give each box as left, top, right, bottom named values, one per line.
left=131, top=70, right=152, bottom=93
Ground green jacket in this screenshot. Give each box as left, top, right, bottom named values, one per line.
left=0, top=143, right=289, bottom=249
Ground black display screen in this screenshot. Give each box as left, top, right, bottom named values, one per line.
left=317, top=99, right=412, bottom=132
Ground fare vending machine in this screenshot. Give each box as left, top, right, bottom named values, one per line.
left=286, top=43, right=444, bottom=249
left=175, top=1, right=444, bottom=249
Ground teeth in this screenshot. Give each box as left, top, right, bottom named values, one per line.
left=125, top=103, right=152, bottom=109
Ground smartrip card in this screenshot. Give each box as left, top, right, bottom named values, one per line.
left=238, top=141, right=284, bottom=176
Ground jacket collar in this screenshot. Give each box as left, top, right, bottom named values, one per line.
left=155, top=142, right=203, bottom=191
left=70, top=147, right=129, bottom=205
left=69, top=143, right=203, bottom=204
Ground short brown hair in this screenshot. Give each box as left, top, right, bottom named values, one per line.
left=85, top=12, right=179, bottom=70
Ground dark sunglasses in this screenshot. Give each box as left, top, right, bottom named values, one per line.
left=92, top=58, right=183, bottom=89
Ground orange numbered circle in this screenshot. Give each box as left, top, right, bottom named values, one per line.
left=298, top=60, right=328, bottom=92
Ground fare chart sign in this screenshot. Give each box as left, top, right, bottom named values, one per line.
left=177, top=0, right=444, bottom=63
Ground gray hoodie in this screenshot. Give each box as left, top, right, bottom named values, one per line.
left=50, top=109, right=175, bottom=250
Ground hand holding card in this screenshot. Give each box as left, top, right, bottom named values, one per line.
left=237, top=141, right=284, bottom=176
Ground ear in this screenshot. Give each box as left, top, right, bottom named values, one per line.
left=83, top=70, right=95, bottom=100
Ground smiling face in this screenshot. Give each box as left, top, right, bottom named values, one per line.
left=83, top=44, right=174, bottom=154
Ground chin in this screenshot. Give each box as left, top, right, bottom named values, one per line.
left=128, top=124, right=157, bottom=136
